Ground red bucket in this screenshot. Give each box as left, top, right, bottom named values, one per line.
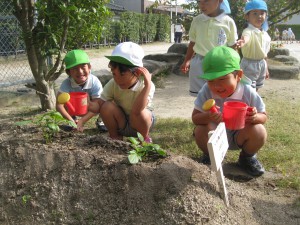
left=68, top=92, right=88, bottom=116
left=223, top=101, right=248, bottom=130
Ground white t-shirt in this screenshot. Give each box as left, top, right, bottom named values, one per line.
left=174, top=24, right=183, bottom=33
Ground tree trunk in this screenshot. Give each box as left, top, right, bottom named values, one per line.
left=12, top=0, right=59, bottom=111
left=35, top=79, right=56, bottom=111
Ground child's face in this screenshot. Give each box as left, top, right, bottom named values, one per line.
left=246, top=10, right=267, bottom=29
left=67, top=64, right=91, bottom=85
left=110, top=66, right=138, bottom=89
left=207, top=71, right=241, bottom=98
left=198, top=0, right=222, bottom=17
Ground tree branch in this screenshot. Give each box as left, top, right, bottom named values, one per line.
left=46, top=14, right=69, bottom=81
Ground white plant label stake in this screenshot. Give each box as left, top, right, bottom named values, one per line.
left=207, top=122, right=229, bottom=206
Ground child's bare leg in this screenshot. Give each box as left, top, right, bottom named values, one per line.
left=236, top=124, right=267, bottom=155
left=100, top=102, right=125, bottom=140
left=130, top=109, right=152, bottom=139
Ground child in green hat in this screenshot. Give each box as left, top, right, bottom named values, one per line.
left=56, top=49, right=107, bottom=132
left=192, top=46, right=267, bottom=176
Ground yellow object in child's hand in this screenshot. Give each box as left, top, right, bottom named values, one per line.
left=202, top=99, right=216, bottom=111
left=57, top=92, right=70, bottom=104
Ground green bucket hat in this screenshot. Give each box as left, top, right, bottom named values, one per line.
left=201, top=46, right=240, bottom=81
left=64, top=49, right=90, bottom=69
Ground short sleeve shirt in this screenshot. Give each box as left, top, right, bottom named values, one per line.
left=175, top=24, right=183, bottom=32
left=189, top=12, right=238, bottom=56
left=101, top=77, right=155, bottom=116
left=194, top=83, right=265, bottom=113
left=241, top=24, right=271, bottom=60
left=59, top=74, right=103, bottom=99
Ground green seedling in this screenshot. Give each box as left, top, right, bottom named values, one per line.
left=35, top=110, right=77, bottom=142
left=22, top=195, right=31, bottom=205
left=15, top=110, right=76, bottom=143
left=127, top=133, right=167, bottom=164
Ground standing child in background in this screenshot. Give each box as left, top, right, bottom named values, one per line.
left=274, top=28, right=280, bottom=41
left=174, top=21, right=184, bottom=43
left=180, top=0, right=238, bottom=96
left=56, top=49, right=107, bottom=132
left=282, top=29, right=288, bottom=43
left=192, top=46, right=267, bottom=176
left=89, top=42, right=155, bottom=143
left=237, top=0, right=271, bottom=90
left=287, top=28, right=295, bottom=43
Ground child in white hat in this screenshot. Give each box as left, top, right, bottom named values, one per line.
left=89, top=42, right=155, bottom=142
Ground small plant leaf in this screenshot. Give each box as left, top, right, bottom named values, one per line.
left=157, top=149, right=167, bottom=156
left=128, top=137, right=139, bottom=145
left=128, top=151, right=142, bottom=164
left=47, top=123, right=59, bottom=132
left=151, top=144, right=161, bottom=150
left=137, top=132, right=144, bottom=142
left=68, top=120, right=77, bottom=128
left=14, top=120, right=32, bottom=126
left=127, top=132, right=167, bottom=164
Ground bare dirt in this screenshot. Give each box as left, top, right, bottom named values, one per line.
left=0, top=42, right=300, bottom=224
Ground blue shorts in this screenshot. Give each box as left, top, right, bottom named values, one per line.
left=240, top=58, right=267, bottom=89
left=226, top=129, right=240, bottom=150
left=189, top=54, right=205, bottom=96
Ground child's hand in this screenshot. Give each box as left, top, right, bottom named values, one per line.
left=245, top=107, right=257, bottom=123
left=236, top=36, right=249, bottom=49
left=180, top=62, right=190, bottom=74
left=134, top=67, right=152, bottom=86
left=209, top=111, right=222, bottom=124
left=266, top=69, right=270, bottom=79
left=235, top=39, right=245, bottom=49
left=76, top=119, right=84, bottom=132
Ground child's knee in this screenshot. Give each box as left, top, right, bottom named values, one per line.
left=194, top=125, right=209, bottom=141
left=100, top=101, right=118, bottom=115
left=245, top=124, right=267, bottom=142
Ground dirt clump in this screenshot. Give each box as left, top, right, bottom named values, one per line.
left=0, top=111, right=299, bottom=225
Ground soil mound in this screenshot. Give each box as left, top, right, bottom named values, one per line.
left=0, top=117, right=299, bottom=225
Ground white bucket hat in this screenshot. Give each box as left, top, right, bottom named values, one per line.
left=105, top=42, right=144, bottom=67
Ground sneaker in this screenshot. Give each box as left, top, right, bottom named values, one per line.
left=200, top=154, right=211, bottom=165
left=238, top=154, right=265, bottom=176
left=96, top=121, right=108, bottom=132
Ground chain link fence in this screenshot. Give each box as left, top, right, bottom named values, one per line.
left=0, top=1, right=33, bottom=92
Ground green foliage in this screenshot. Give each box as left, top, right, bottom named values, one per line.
left=22, top=195, right=31, bottom=205
left=120, top=12, right=140, bottom=43
left=127, top=133, right=167, bottom=164
left=15, top=110, right=76, bottom=143
left=34, top=110, right=76, bottom=143
left=112, top=12, right=168, bottom=43
left=156, top=14, right=170, bottom=42
left=144, top=14, right=158, bottom=42
left=34, top=0, right=112, bottom=53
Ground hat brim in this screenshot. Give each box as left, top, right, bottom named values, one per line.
left=65, top=61, right=90, bottom=70
left=105, top=56, right=135, bottom=66
left=201, top=69, right=236, bottom=81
